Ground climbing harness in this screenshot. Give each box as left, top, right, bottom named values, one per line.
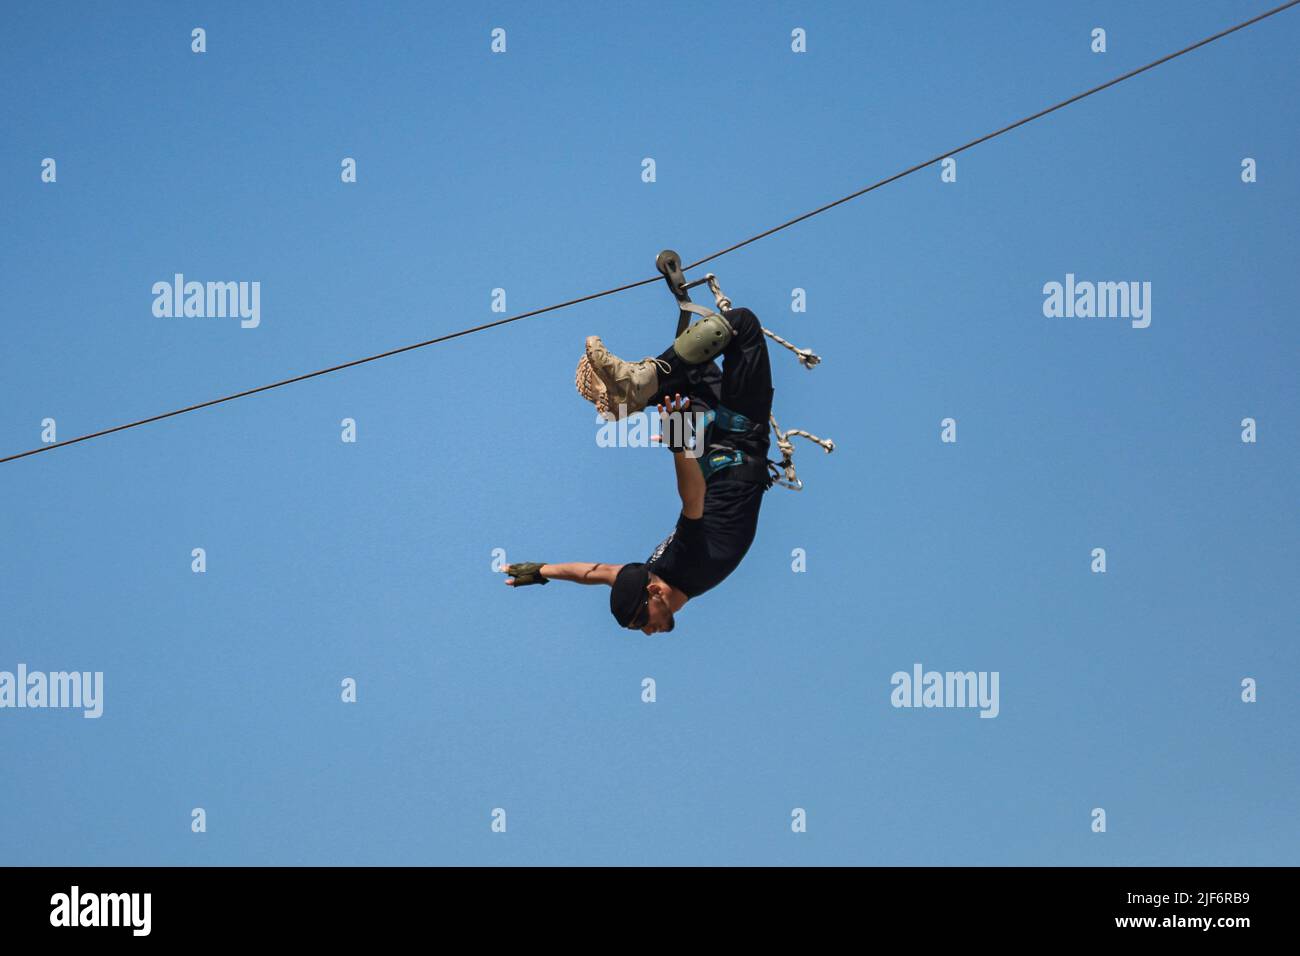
left=653, top=249, right=836, bottom=491
left=694, top=405, right=775, bottom=485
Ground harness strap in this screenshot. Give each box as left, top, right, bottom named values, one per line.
left=698, top=406, right=752, bottom=433
left=698, top=449, right=773, bottom=486
left=695, top=403, right=775, bottom=488
left=696, top=408, right=836, bottom=491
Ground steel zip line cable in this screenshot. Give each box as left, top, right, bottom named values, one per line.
left=4, top=0, right=1298, bottom=466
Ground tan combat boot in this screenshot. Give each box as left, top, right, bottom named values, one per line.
left=576, top=336, right=668, bottom=420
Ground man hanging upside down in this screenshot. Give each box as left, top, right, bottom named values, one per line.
left=503, top=306, right=775, bottom=634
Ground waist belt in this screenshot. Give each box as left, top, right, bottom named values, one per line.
left=698, top=449, right=771, bottom=484
left=699, top=405, right=764, bottom=438
left=696, top=404, right=772, bottom=486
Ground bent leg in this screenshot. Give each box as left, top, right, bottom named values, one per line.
left=653, top=309, right=771, bottom=417
left=713, top=308, right=773, bottom=424
left=651, top=307, right=772, bottom=461
left=655, top=309, right=771, bottom=416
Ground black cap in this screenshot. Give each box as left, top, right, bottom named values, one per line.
left=610, top=563, right=651, bottom=628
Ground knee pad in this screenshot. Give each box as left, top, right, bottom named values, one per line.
left=672, top=312, right=734, bottom=365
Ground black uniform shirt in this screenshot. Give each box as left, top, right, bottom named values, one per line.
left=645, top=475, right=766, bottom=598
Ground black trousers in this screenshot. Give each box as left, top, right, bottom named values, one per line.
left=653, top=307, right=774, bottom=462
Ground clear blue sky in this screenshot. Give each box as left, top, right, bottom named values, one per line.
left=2, top=1, right=1296, bottom=865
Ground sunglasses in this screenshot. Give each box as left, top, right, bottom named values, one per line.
left=627, top=589, right=651, bottom=630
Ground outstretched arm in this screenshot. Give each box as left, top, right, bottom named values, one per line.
left=504, top=562, right=621, bottom=587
